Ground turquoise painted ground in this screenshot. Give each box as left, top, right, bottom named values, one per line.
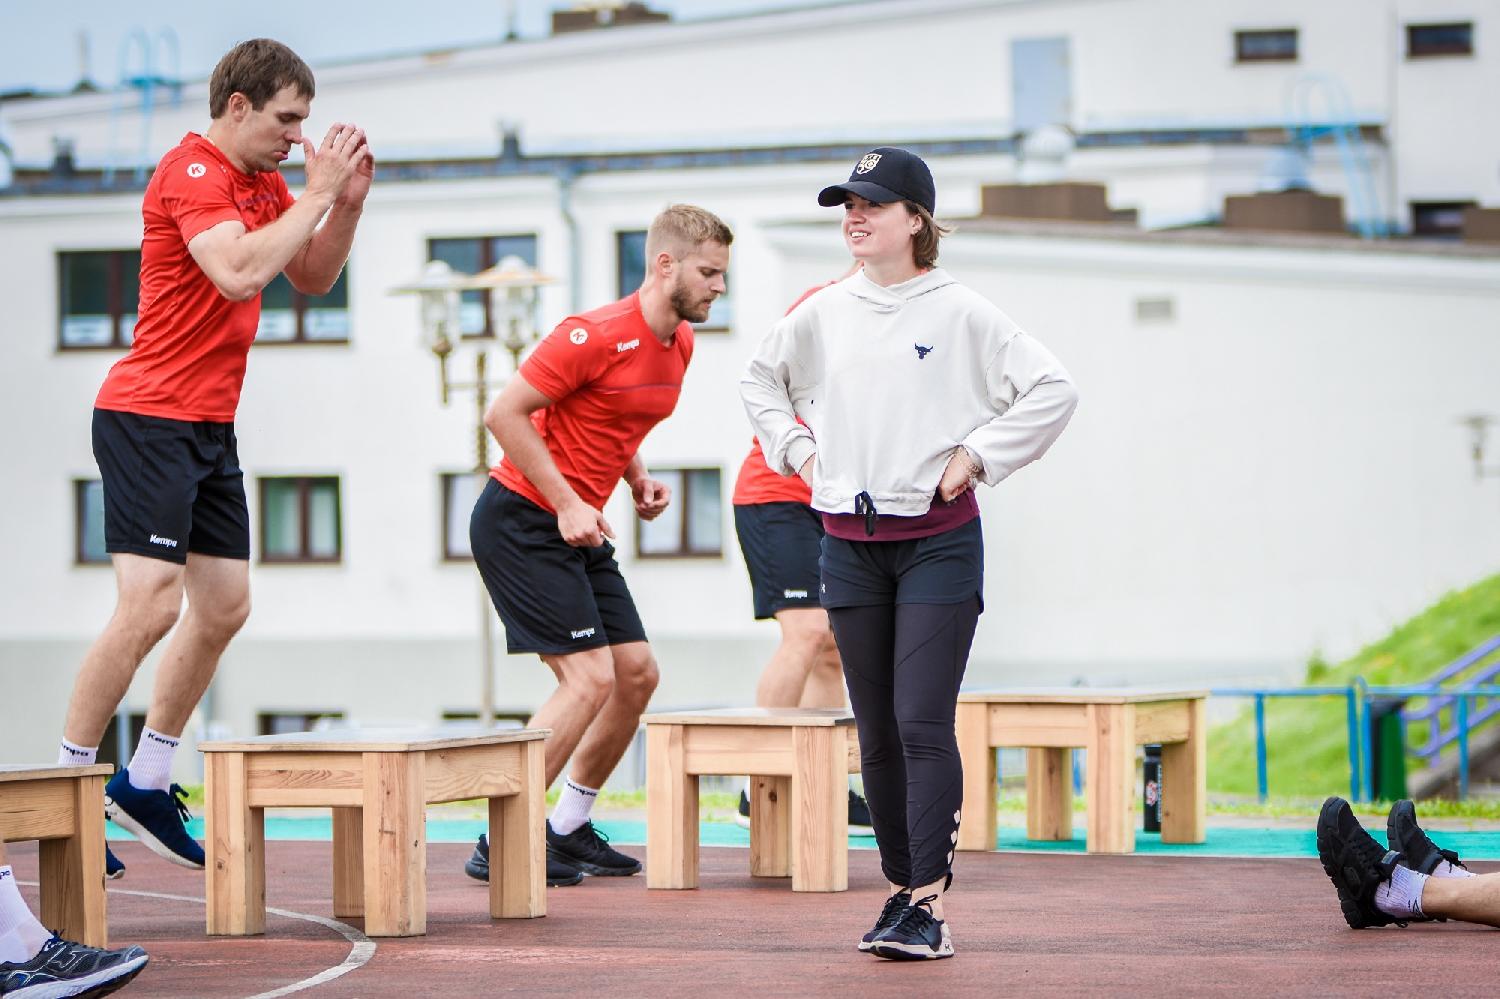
left=110, top=818, right=1500, bottom=860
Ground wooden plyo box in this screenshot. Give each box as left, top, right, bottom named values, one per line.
left=200, top=728, right=547, bottom=937
left=0, top=764, right=113, bottom=947
left=644, top=709, right=859, bottom=892
left=955, top=688, right=1208, bottom=855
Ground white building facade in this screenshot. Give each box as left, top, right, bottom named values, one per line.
left=2, top=0, right=1498, bottom=781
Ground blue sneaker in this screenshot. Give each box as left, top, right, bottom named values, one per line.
left=0, top=933, right=147, bottom=997
left=105, top=845, right=125, bottom=880
left=103, top=769, right=203, bottom=870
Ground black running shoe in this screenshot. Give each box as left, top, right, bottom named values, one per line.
left=869, top=894, right=954, bottom=960
left=104, top=845, right=124, bottom=881
left=1316, top=796, right=1406, bottom=929
left=0, top=934, right=148, bottom=998
left=103, top=770, right=203, bottom=870
left=857, top=889, right=911, bottom=953
left=734, top=790, right=751, bottom=830
left=463, top=833, right=583, bottom=887
left=1387, top=799, right=1467, bottom=876
left=848, top=790, right=874, bottom=836
left=546, top=820, right=641, bottom=876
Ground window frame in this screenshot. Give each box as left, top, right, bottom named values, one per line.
left=1233, top=28, right=1299, bottom=63
left=57, top=249, right=140, bottom=351
left=257, top=475, right=344, bottom=565
left=257, top=711, right=347, bottom=736
left=615, top=229, right=732, bottom=333
left=1410, top=200, right=1477, bottom=237
left=1406, top=22, right=1474, bottom=58
left=425, top=234, right=540, bottom=340
left=634, top=465, right=724, bottom=560
left=74, top=478, right=110, bottom=566
left=439, top=470, right=488, bottom=563
left=253, top=269, right=353, bottom=346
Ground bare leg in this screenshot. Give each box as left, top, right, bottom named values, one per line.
left=567, top=642, right=660, bottom=790
left=757, top=607, right=835, bottom=708
left=529, top=647, right=617, bottom=788
left=1422, top=872, right=1500, bottom=928
left=63, top=555, right=185, bottom=746
left=143, top=555, right=250, bottom=737
left=798, top=630, right=846, bottom=709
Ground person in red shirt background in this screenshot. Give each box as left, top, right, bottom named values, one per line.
left=463, top=205, right=732, bottom=884
left=56, top=39, right=373, bottom=883
left=730, top=265, right=872, bottom=833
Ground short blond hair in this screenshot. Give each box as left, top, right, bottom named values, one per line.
left=644, top=204, right=734, bottom=263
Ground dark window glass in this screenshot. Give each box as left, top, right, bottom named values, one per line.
left=257, top=712, right=346, bottom=735
left=616, top=229, right=732, bottom=331
left=1235, top=29, right=1298, bottom=62
left=58, top=250, right=141, bottom=349
left=1410, top=201, right=1476, bottom=237
left=259, top=476, right=342, bottom=563
left=255, top=269, right=351, bottom=343
left=441, top=472, right=486, bottom=561
left=75, top=479, right=109, bottom=565
left=427, top=234, right=539, bottom=338
left=1407, top=22, right=1474, bottom=57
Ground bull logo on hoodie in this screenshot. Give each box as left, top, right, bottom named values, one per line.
left=915, top=343, right=934, bottom=359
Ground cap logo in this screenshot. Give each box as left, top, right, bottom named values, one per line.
left=855, top=153, right=882, bottom=175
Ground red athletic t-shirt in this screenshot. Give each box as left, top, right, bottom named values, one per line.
left=95, top=132, right=295, bottom=422
left=494, top=293, right=694, bottom=513
left=730, top=282, right=834, bottom=506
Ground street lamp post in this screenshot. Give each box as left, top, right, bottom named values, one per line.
left=393, top=256, right=556, bottom=726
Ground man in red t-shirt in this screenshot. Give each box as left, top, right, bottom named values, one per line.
left=57, top=39, right=373, bottom=880
left=460, top=205, right=731, bottom=883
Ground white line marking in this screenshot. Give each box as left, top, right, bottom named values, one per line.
left=19, top=880, right=376, bottom=998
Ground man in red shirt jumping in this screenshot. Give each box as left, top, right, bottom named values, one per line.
left=462, top=205, right=732, bottom=884
left=56, top=39, right=372, bottom=880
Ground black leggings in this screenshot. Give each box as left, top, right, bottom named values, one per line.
left=829, top=597, right=980, bottom=889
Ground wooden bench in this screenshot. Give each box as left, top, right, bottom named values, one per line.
left=644, top=708, right=859, bottom=892
left=200, top=728, right=547, bottom=937
left=0, top=765, right=113, bottom=947
left=955, top=688, right=1207, bottom=855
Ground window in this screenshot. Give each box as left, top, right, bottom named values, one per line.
left=1134, top=296, right=1175, bottom=324
left=255, top=269, right=351, bottom=343
left=440, top=471, right=486, bottom=561
left=616, top=229, right=732, bottom=331
left=96, top=713, right=147, bottom=769
left=257, top=711, right=345, bottom=735
left=58, top=250, right=140, bottom=349
left=427, top=234, right=539, bottom=337
left=1407, top=22, right=1474, bottom=58
left=1234, top=28, right=1298, bottom=62
left=1410, top=201, right=1476, bottom=237
left=636, top=467, right=722, bottom=558
left=74, top=479, right=109, bottom=565
left=259, top=476, right=342, bottom=563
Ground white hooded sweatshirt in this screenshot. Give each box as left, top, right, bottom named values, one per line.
left=740, top=268, right=1078, bottom=517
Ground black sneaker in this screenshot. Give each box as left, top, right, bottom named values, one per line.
left=103, top=770, right=203, bottom=870
left=463, top=833, right=583, bottom=887
left=1387, top=799, right=1467, bottom=876
left=734, top=790, right=751, bottom=830
left=0, top=934, right=148, bottom=998
left=848, top=791, right=874, bottom=836
left=869, top=894, right=954, bottom=960
left=546, top=820, right=641, bottom=876
left=104, top=845, right=124, bottom=881
left=857, top=889, right=911, bottom=952
left=1315, top=796, right=1406, bottom=929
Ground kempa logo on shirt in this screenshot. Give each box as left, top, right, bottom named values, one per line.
left=783, top=588, right=809, bottom=599
left=149, top=534, right=179, bottom=548
left=616, top=338, right=640, bottom=353
left=569, top=328, right=589, bottom=345
left=570, top=627, right=596, bottom=640
left=186, top=162, right=207, bottom=178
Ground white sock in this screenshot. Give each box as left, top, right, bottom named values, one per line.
left=1375, top=864, right=1428, bottom=919
left=0, top=867, right=50, bottom=965
left=126, top=727, right=180, bottom=792
left=549, top=776, right=599, bottom=836
left=57, top=739, right=97, bottom=767
left=1432, top=859, right=1474, bottom=879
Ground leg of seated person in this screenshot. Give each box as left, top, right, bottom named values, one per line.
left=1420, top=871, right=1500, bottom=928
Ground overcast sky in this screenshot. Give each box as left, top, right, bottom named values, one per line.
left=0, top=0, right=864, bottom=93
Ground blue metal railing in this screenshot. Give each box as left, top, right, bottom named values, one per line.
left=1211, top=686, right=1362, bottom=802
left=1400, top=636, right=1500, bottom=762
left=1363, top=685, right=1500, bottom=799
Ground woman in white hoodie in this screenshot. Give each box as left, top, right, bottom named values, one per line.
left=740, top=147, right=1078, bottom=961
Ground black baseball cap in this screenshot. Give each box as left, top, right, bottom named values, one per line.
left=817, top=146, right=935, bottom=214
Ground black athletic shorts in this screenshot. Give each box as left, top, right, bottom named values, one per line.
left=470, top=479, right=648, bottom=655
left=819, top=517, right=984, bottom=610
left=92, top=408, right=251, bottom=564
left=734, top=502, right=824, bottom=620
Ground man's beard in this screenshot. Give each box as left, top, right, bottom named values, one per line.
left=669, top=283, right=713, bottom=324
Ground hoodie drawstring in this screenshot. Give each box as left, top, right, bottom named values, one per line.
left=854, top=491, right=877, bottom=537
